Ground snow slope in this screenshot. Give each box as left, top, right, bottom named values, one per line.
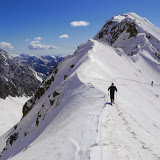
left=0, top=13, right=160, bottom=160
left=0, top=39, right=160, bottom=160
left=0, top=97, right=29, bottom=136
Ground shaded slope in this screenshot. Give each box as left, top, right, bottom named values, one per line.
left=0, top=49, right=41, bottom=99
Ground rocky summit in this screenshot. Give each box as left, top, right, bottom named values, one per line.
left=94, top=13, right=160, bottom=60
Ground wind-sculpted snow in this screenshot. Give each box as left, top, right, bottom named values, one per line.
left=0, top=13, right=160, bottom=160
left=22, top=40, right=94, bottom=118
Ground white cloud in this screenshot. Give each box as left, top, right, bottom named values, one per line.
left=59, top=34, right=69, bottom=39
left=34, top=37, right=42, bottom=41
left=71, top=21, right=89, bottom=27
left=25, top=39, right=30, bottom=42
left=30, top=40, right=40, bottom=44
left=28, top=40, right=55, bottom=50
left=0, top=42, right=14, bottom=49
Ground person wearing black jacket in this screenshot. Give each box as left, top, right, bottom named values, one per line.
left=108, top=83, right=117, bottom=104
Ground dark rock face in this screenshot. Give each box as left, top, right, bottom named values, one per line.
left=22, top=61, right=59, bottom=118
left=95, top=16, right=138, bottom=46
left=0, top=49, right=41, bottom=99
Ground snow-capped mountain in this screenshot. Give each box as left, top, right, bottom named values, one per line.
left=0, top=13, right=160, bottom=160
left=0, top=49, right=41, bottom=99
left=15, top=54, right=64, bottom=77
left=94, top=13, right=160, bottom=60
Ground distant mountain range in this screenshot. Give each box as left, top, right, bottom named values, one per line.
left=0, top=49, right=64, bottom=99
left=15, top=54, right=64, bottom=77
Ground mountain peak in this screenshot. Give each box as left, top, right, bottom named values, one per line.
left=111, top=12, right=152, bottom=24
left=109, top=12, right=140, bottom=22
left=123, top=12, right=141, bottom=18
left=94, top=13, right=160, bottom=60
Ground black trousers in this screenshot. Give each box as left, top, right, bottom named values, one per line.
left=110, top=94, right=114, bottom=102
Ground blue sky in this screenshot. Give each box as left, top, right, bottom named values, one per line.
left=0, top=0, right=160, bottom=56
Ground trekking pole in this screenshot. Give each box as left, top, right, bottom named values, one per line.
left=108, top=91, right=109, bottom=102
left=116, top=91, right=117, bottom=106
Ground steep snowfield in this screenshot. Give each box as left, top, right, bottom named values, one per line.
left=125, top=13, right=160, bottom=40
left=0, top=96, right=29, bottom=136
left=0, top=38, right=160, bottom=160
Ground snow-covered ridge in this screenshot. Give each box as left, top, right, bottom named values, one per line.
left=0, top=13, right=160, bottom=160
left=22, top=40, right=94, bottom=118
left=0, top=39, right=97, bottom=159
left=94, top=12, right=160, bottom=61
left=0, top=38, right=160, bottom=160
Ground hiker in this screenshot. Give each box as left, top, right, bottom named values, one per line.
left=108, top=83, right=117, bottom=104
left=151, top=81, right=153, bottom=86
